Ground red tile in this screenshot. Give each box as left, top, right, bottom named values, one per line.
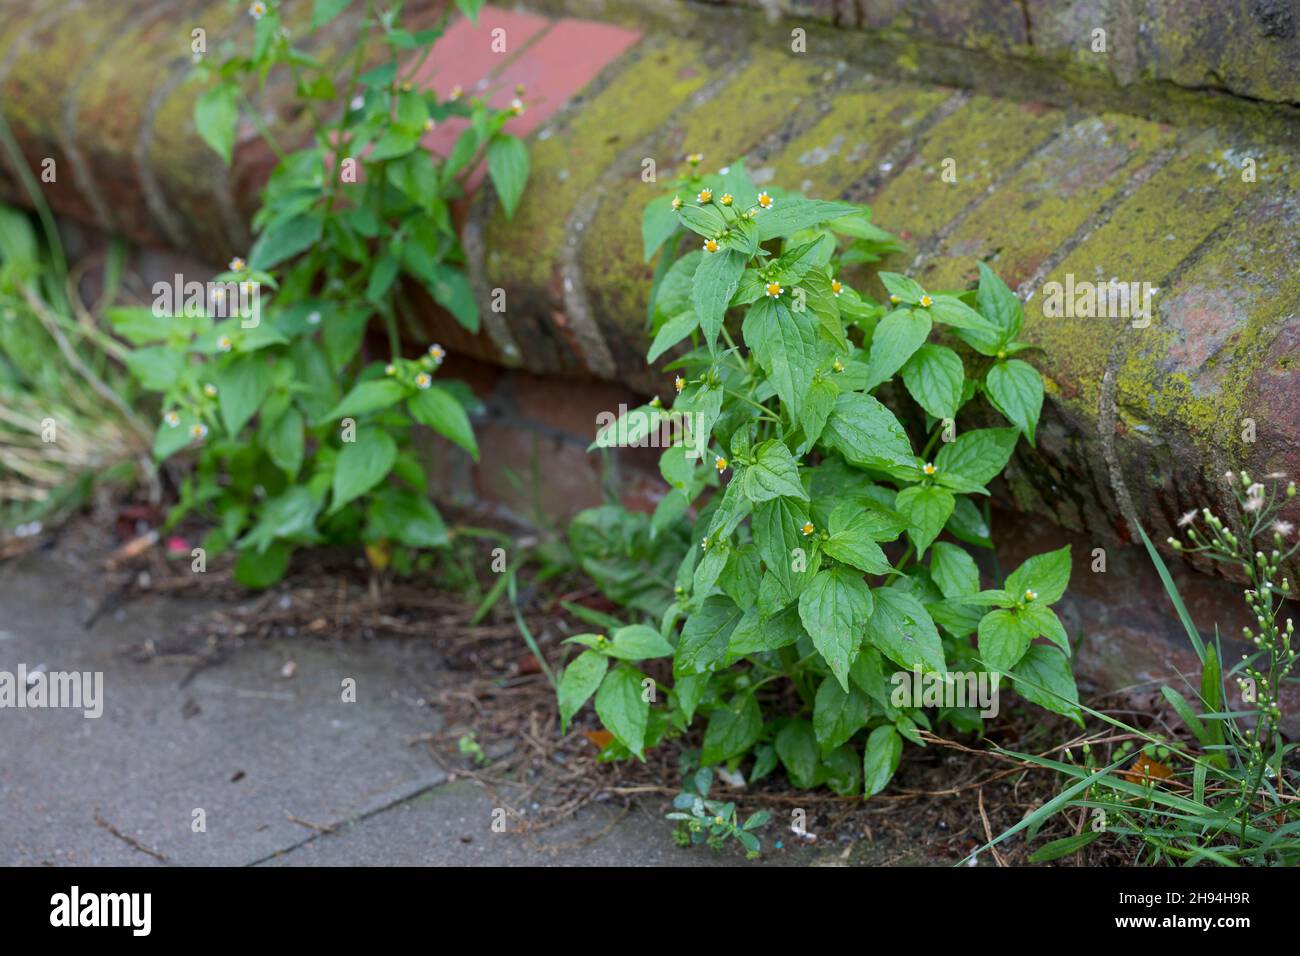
left=407, top=5, right=552, bottom=100
left=488, top=19, right=642, bottom=139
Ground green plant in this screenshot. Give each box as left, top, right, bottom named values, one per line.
left=667, top=767, right=770, bottom=857
left=115, top=0, right=527, bottom=587
left=558, top=158, right=1079, bottom=797
left=987, top=475, right=1300, bottom=866
left=0, top=191, right=151, bottom=530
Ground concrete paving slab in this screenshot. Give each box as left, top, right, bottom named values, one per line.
left=0, top=550, right=451, bottom=866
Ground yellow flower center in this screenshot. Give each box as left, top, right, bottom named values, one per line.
left=801, top=522, right=814, bottom=536
left=920, top=294, right=933, bottom=307
left=715, top=457, right=727, bottom=472
left=720, top=193, right=733, bottom=206
left=922, top=463, right=937, bottom=476
left=765, top=282, right=782, bottom=298
left=697, top=189, right=712, bottom=203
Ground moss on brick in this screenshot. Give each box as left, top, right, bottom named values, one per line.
left=577, top=48, right=833, bottom=364
left=483, top=36, right=710, bottom=296
left=867, top=96, right=1063, bottom=240
left=1026, top=132, right=1254, bottom=423
left=919, top=112, right=1174, bottom=291
left=760, top=82, right=950, bottom=198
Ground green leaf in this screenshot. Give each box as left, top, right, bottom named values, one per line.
left=1012, top=645, right=1083, bottom=725
left=558, top=650, right=608, bottom=731
left=365, top=488, right=448, bottom=549
left=672, top=672, right=709, bottom=723
left=675, top=596, right=744, bottom=677
left=878, top=272, right=925, bottom=305
left=977, top=608, right=1036, bottom=671
left=326, top=378, right=407, bottom=420
left=863, top=308, right=931, bottom=391
left=250, top=214, right=322, bottom=271
left=264, top=406, right=305, bottom=478
left=366, top=254, right=400, bottom=303
left=595, top=665, right=651, bottom=758
left=934, top=427, right=1018, bottom=492
left=330, top=428, right=397, bottom=514
left=900, top=344, right=963, bottom=420
left=946, top=495, right=993, bottom=549
left=234, top=540, right=292, bottom=589
left=929, top=541, right=979, bottom=598
left=742, top=297, right=817, bottom=422
left=752, top=497, right=817, bottom=605
left=823, top=502, right=891, bottom=574
left=894, top=484, right=954, bottom=557
left=1028, top=831, right=1101, bottom=864
left=195, top=84, right=238, bottom=164
left=607, top=624, right=674, bottom=661
left=454, top=0, right=486, bottom=23
left=677, top=203, right=727, bottom=240
left=408, top=385, right=478, bottom=460
left=958, top=261, right=1022, bottom=355
left=726, top=604, right=806, bottom=655
left=312, top=0, right=350, bottom=27
left=486, top=134, right=528, bottom=219
left=798, top=566, right=873, bottom=691
left=1021, top=602, right=1070, bottom=653
left=215, top=355, right=272, bottom=435
left=755, top=198, right=858, bottom=241
left=1005, top=545, right=1072, bottom=605
left=701, top=694, right=762, bottom=765
left=642, top=196, right=680, bottom=262
left=799, top=376, right=839, bottom=450
left=426, top=264, right=479, bottom=333
left=866, top=587, right=946, bottom=674
left=821, top=391, right=914, bottom=471
left=741, top=439, right=807, bottom=502
left=813, top=677, right=869, bottom=754
left=647, top=310, right=698, bottom=363
left=369, top=130, right=418, bottom=161
left=986, top=359, right=1043, bottom=445
left=775, top=719, right=820, bottom=788
left=693, top=249, right=746, bottom=351
left=926, top=293, right=992, bottom=332
left=124, top=346, right=183, bottom=392
left=863, top=725, right=902, bottom=796
left=107, top=307, right=178, bottom=345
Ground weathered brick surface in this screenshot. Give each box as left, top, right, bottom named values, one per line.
left=1, top=1, right=1297, bottom=582
left=707, top=0, right=1300, bottom=107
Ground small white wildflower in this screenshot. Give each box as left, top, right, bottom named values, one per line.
left=1177, top=509, right=1197, bottom=527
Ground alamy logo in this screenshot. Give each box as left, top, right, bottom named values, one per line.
left=152, top=274, right=261, bottom=328
left=0, top=665, right=103, bottom=718
left=890, top=667, right=1000, bottom=718
left=50, top=886, right=151, bottom=936
left=1040, top=273, right=1155, bottom=327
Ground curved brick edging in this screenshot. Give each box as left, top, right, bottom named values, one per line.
left=0, top=0, right=1297, bottom=565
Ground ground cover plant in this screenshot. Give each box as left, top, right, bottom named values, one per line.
left=989, top=475, right=1300, bottom=866
left=559, top=157, right=1083, bottom=810
left=114, top=0, right=524, bottom=587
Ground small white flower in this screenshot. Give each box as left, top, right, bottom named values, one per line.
left=1274, top=520, right=1295, bottom=538
left=415, top=373, right=432, bottom=389
left=1177, top=509, right=1197, bottom=527
left=249, top=1, right=267, bottom=21
left=306, top=311, right=321, bottom=325
left=228, top=256, right=246, bottom=272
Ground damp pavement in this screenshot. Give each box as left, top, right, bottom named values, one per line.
left=0, top=548, right=876, bottom=867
